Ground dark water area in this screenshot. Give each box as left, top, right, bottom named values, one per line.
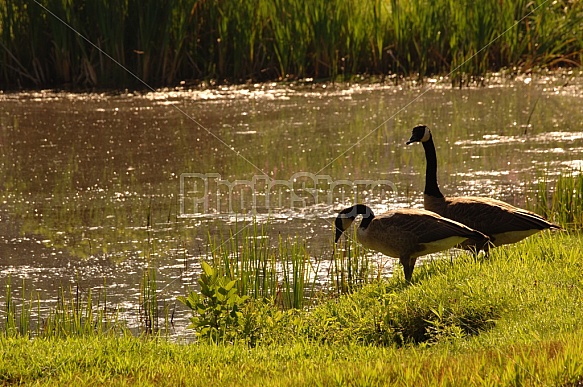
left=1, top=75, right=583, bottom=337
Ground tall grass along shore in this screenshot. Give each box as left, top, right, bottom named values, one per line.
left=1, top=0, right=582, bottom=89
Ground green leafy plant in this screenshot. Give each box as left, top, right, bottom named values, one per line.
left=178, top=261, right=249, bottom=343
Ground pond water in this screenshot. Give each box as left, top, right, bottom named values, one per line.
left=1, top=74, right=583, bottom=337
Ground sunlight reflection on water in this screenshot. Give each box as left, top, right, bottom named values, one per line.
left=1, top=76, right=583, bottom=337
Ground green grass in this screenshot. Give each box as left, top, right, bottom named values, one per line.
left=1, top=0, right=582, bottom=89
left=2, top=230, right=583, bottom=385
left=1, top=333, right=583, bottom=386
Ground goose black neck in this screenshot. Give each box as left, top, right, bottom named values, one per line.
left=422, top=136, right=445, bottom=198
left=341, top=204, right=375, bottom=229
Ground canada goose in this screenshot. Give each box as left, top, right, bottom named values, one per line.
left=406, top=125, right=560, bottom=251
left=334, top=204, right=489, bottom=282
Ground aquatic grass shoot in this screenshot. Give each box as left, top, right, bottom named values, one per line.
left=140, top=267, right=159, bottom=335
left=331, top=224, right=382, bottom=296
left=279, top=234, right=311, bottom=309
left=3, top=277, right=34, bottom=337
left=1, top=271, right=178, bottom=339
left=2, top=270, right=181, bottom=339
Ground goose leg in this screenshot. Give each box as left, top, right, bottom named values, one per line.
left=483, top=240, right=492, bottom=258
left=399, top=256, right=416, bottom=283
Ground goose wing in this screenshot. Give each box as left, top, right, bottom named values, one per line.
left=375, top=208, right=486, bottom=244
left=444, top=197, right=559, bottom=235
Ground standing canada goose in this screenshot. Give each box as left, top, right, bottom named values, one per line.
left=406, top=125, right=560, bottom=251
left=334, top=204, right=489, bottom=282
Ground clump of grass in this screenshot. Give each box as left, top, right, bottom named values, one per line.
left=201, top=221, right=376, bottom=310
left=3, top=278, right=34, bottom=337
left=140, top=267, right=159, bottom=335
left=1, top=281, right=127, bottom=338
left=529, top=170, right=583, bottom=228
left=210, top=228, right=312, bottom=310
left=279, top=235, right=311, bottom=310
left=2, top=277, right=141, bottom=338
left=1, top=270, right=178, bottom=339
left=331, top=228, right=378, bottom=296
left=41, top=285, right=112, bottom=338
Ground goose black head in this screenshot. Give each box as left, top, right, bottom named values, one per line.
left=406, top=125, right=431, bottom=144
left=334, top=205, right=374, bottom=243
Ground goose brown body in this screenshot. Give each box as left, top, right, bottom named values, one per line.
left=334, top=205, right=488, bottom=281
left=407, top=125, right=561, bottom=251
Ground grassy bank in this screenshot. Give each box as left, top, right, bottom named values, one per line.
left=2, top=332, right=583, bottom=386
left=1, top=0, right=582, bottom=89
left=3, top=230, right=583, bottom=385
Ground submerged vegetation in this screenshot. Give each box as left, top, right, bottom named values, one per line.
left=1, top=0, right=582, bottom=89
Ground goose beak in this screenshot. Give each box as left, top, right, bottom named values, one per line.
left=406, top=134, right=421, bottom=145
left=407, top=125, right=429, bottom=144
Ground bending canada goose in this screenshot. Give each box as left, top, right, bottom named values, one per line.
left=334, top=204, right=489, bottom=282
left=406, top=125, right=560, bottom=251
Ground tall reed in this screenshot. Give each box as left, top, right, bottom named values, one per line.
left=1, top=0, right=581, bottom=89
